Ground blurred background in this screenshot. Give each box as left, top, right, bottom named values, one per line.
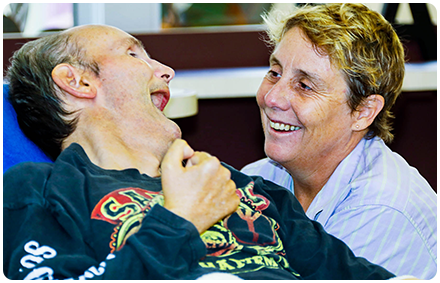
left=3, top=3, right=437, bottom=34
left=3, top=3, right=437, bottom=190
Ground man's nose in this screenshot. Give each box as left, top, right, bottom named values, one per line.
left=153, top=61, right=175, bottom=83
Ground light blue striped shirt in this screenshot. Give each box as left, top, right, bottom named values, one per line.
left=242, top=137, right=437, bottom=279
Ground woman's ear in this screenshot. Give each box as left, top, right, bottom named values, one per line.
left=352, top=94, right=385, bottom=131
left=52, top=63, right=97, bottom=99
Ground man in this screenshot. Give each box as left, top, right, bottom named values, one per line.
left=4, top=24, right=405, bottom=280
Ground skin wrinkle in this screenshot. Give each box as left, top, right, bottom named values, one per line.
left=59, top=25, right=179, bottom=177
left=263, top=4, right=404, bottom=143
left=258, top=27, right=364, bottom=211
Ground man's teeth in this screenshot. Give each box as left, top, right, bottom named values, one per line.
left=270, top=121, right=301, bottom=131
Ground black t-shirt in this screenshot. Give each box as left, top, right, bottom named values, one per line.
left=3, top=143, right=395, bottom=280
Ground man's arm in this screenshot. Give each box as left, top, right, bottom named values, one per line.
left=3, top=191, right=207, bottom=280
left=4, top=139, right=239, bottom=280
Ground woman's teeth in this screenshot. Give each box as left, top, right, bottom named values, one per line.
left=270, top=121, right=301, bottom=131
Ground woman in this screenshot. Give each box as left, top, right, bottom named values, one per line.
left=242, top=3, right=436, bottom=279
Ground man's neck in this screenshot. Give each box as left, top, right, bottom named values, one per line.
left=63, top=118, right=165, bottom=178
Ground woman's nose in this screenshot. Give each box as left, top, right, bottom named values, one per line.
left=261, top=82, right=291, bottom=111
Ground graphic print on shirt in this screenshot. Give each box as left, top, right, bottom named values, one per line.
left=91, top=187, right=164, bottom=253
left=199, top=181, right=296, bottom=276
left=91, top=182, right=297, bottom=276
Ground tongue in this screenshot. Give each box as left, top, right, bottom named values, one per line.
left=151, top=93, right=167, bottom=111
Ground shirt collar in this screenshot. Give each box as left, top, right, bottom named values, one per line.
left=305, top=138, right=368, bottom=220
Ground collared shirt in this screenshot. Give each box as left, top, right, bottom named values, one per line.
left=242, top=137, right=437, bottom=279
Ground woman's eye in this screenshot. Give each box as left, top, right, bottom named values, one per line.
left=267, top=70, right=281, bottom=79
left=299, top=82, right=312, bottom=91
left=129, top=51, right=138, bottom=58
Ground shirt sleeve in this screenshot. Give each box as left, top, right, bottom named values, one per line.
left=4, top=198, right=206, bottom=280
left=323, top=205, right=437, bottom=279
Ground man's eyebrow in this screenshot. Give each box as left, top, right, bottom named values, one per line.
left=123, top=37, right=147, bottom=53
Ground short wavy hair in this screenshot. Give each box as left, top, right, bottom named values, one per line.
left=6, top=31, right=100, bottom=160
left=263, top=3, right=405, bottom=143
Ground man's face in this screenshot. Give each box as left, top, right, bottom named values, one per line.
left=256, top=27, right=357, bottom=170
left=70, top=25, right=181, bottom=148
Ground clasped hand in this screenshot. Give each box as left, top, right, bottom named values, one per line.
left=161, top=139, right=240, bottom=234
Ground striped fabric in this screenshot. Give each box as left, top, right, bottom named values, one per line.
left=241, top=137, right=437, bottom=279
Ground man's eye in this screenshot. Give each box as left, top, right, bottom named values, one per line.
left=129, top=51, right=138, bottom=58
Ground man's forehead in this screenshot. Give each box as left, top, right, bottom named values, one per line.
left=67, top=24, right=129, bottom=41
left=70, top=24, right=120, bottom=31
left=66, top=24, right=145, bottom=50
left=121, top=37, right=145, bottom=50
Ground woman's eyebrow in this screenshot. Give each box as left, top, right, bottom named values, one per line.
left=297, top=69, right=326, bottom=86
left=270, top=54, right=326, bottom=86
left=269, top=54, right=281, bottom=66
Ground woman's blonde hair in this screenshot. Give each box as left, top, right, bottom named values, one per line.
left=264, top=3, right=405, bottom=143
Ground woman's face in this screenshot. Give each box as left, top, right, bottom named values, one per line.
left=257, top=27, right=359, bottom=171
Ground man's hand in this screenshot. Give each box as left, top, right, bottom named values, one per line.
left=161, top=139, right=240, bottom=234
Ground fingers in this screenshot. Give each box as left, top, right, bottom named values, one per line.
left=187, top=152, right=214, bottom=168
left=161, top=139, right=240, bottom=234
left=189, top=153, right=232, bottom=183
left=162, top=139, right=232, bottom=189
left=162, top=139, right=194, bottom=172
left=186, top=151, right=210, bottom=163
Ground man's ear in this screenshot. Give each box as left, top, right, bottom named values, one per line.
left=52, top=63, right=97, bottom=99
left=352, top=94, right=385, bottom=131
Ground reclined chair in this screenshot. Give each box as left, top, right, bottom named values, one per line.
left=3, top=84, right=52, bottom=173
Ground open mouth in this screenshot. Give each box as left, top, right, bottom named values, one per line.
left=269, top=120, right=301, bottom=132
left=150, top=89, right=170, bottom=111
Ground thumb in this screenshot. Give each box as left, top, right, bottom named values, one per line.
left=162, top=139, right=194, bottom=173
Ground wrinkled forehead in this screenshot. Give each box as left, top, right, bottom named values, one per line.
left=65, top=24, right=140, bottom=50
left=66, top=24, right=125, bottom=37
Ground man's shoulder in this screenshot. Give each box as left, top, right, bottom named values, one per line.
left=4, top=161, right=53, bottom=182
left=4, top=162, right=54, bottom=208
